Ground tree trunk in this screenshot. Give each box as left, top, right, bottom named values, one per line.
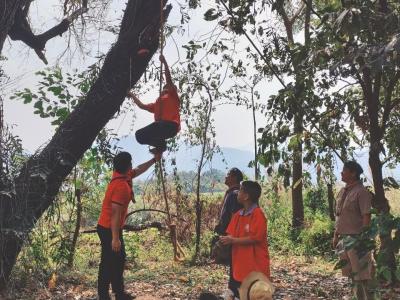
left=0, top=0, right=171, bottom=289
left=67, top=188, right=82, bottom=268
left=194, top=91, right=213, bottom=261
left=251, top=87, right=258, bottom=180
left=291, top=111, right=304, bottom=228
left=369, top=138, right=396, bottom=280
left=364, top=70, right=396, bottom=280
left=327, top=183, right=335, bottom=221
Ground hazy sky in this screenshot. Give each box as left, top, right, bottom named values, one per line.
left=1, top=0, right=281, bottom=154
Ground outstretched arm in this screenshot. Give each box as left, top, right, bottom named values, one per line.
left=132, top=153, right=162, bottom=178
left=127, top=91, right=153, bottom=112
left=160, top=55, right=174, bottom=87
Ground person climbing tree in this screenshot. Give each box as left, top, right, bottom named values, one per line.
left=128, top=55, right=180, bottom=154
left=97, top=151, right=161, bottom=300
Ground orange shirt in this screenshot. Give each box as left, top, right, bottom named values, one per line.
left=226, top=206, right=270, bottom=282
left=144, top=87, right=181, bottom=131
left=98, top=169, right=135, bottom=229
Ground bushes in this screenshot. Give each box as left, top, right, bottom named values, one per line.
left=263, top=183, right=334, bottom=257
left=300, top=213, right=334, bottom=256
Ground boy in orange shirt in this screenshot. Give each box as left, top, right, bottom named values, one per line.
left=128, top=55, right=180, bottom=154
left=220, top=181, right=270, bottom=300
left=97, top=151, right=161, bottom=300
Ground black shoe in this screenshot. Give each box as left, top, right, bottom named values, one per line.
left=115, top=292, right=136, bottom=300
left=98, top=294, right=112, bottom=300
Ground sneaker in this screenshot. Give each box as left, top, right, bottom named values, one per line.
left=115, top=292, right=136, bottom=300
left=149, top=146, right=166, bottom=154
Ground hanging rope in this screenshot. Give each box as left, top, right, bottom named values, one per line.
left=157, top=0, right=185, bottom=261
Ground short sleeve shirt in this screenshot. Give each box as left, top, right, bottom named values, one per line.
left=335, top=182, right=372, bottom=235
left=98, top=170, right=135, bottom=228
left=143, top=87, right=180, bottom=131
left=226, top=206, right=270, bottom=281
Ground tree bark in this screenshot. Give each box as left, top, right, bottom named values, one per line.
left=0, top=0, right=171, bottom=289
left=327, top=183, right=335, bottom=221
left=291, top=111, right=304, bottom=228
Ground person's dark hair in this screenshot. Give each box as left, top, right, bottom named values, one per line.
left=240, top=180, right=262, bottom=203
left=229, top=167, right=243, bottom=183
left=113, top=152, right=132, bottom=174
left=343, top=161, right=363, bottom=180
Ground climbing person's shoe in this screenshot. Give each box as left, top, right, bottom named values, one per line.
left=149, top=146, right=166, bottom=154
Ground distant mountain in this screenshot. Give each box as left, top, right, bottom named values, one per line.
left=117, top=136, right=399, bottom=183
left=116, top=136, right=255, bottom=177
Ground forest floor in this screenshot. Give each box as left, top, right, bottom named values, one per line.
left=4, top=254, right=400, bottom=300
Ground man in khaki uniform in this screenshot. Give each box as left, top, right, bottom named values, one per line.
left=333, top=161, right=375, bottom=300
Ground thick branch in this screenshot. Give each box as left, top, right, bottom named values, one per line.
left=8, top=5, right=88, bottom=64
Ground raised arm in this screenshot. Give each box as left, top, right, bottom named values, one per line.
left=132, top=153, right=162, bottom=178
left=127, top=91, right=154, bottom=112
left=160, top=55, right=173, bottom=87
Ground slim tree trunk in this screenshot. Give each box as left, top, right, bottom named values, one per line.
left=292, top=111, right=304, bottom=228
left=194, top=90, right=213, bottom=261
left=327, top=183, right=335, bottom=221
left=251, top=87, right=258, bottom=180
left=0, top=0, right=171, bottom=289
left=67, top=188, right=82, bottom=268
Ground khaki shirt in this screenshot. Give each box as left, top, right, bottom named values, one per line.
left=335, top=182, right=372, bottom=235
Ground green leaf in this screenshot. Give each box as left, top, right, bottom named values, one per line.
left=204, top=8, right=220, bottom=21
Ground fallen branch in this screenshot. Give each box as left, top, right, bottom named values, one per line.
left=125, top=208, right=187, bottom=223
left=81, top=221, right=165, bottom=234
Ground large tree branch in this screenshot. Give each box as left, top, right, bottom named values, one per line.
left=8, top=5, right=88, bottom=64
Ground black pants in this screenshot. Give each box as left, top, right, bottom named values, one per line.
left=97, top=225, right=126, bottom=298
left=135, top=120, right=178, bottom=150
left=228, top=263, right=240, bottom=298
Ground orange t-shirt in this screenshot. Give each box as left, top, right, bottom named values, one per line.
left=144, top=87, right=181, bottom=131
left=226, top=206, right=270, bottom=282
left=97, top=169, right=135, bottom=229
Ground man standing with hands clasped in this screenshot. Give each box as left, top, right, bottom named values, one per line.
left=333, top=161, right=376, bottom=300
left=97, top=151, right=161, bottom=300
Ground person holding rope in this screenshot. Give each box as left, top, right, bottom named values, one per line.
left=97, top=151, right=161, bottom=300
left=127, top=55, right=180, bottom=154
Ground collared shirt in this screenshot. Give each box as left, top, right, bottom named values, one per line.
left=239, top=203, right=258, bottom=216
left=226, top=206, right=270, bottom=281
left=98, top=169, right=136, bottom=229
left=215, top=186, right=242, bottom=235
left=335, top=181, right=372, bottom=235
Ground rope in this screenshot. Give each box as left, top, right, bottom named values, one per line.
left=156, top=0, right=185, bottom=261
